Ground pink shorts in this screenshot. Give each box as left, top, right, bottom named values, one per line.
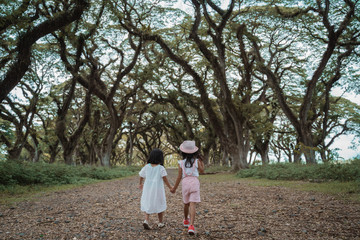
left=182, top=177, right=201, bottom=204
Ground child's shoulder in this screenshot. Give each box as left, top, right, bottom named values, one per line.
left=141, top=163, right=149, bottom=169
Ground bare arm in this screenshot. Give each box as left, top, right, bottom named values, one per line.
left=198, top=155, right=205, bottom=174
left=139, top=177, right=144, bottom=190
left=171, top=166, right=182, bottom=193
left=162, top=176, right=172, bottom=190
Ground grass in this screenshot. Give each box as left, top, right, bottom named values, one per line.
left=236, top=160, right=360, bottom=181
left=0, top=161, right=141, bottom=206
left=200, top=172, right=238, bottom=182
left=231, top=160, right=360, bottom=202
left=0, top=161, right=141, bottom=186
left=200, top=172, right=360, bottom=202
left=0, top=174, right=139, bottom=206
left=204, top=165, right=232, bottom=173
left=243, top=178, right=360, bottom=202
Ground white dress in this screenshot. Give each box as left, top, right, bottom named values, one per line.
left=139, top=164, right=168, bottom=214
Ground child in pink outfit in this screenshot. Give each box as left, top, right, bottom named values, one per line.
left=171, top=140, right=204, bottom=236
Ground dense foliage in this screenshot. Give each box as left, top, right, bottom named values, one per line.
left=0, top=0, right=359, bottom=169
left=237, top=159, right=360, bottom=182
left=0, top=161, right=140, bottom=187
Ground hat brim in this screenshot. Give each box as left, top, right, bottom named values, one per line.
left=179, top=144, right=199, bottom=154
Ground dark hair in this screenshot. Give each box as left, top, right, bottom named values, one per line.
left=147, top=148, right=164, bottom=166
left=181, top=151, right=198, bottom=168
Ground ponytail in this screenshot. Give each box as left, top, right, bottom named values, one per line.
left=182, top=151, right=198, bottom=168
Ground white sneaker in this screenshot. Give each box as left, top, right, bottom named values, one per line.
left=143, top=220, right=151, bottom=230
left=158, top=222, right=165, bottom=228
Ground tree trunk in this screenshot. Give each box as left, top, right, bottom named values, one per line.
left=301, top=135, right=317, bottom=164
left=49, top=140, right=59, bottom=163
left=255, top=140, right=270, bottom=165
left=240, top=144, right=250, bottom=169
left=56, top=78, right=91, bottom=165
left=305, top=148, right=316, bottom=164
left=286, top=151, right=292, bottom=163
left=293, top=150, right=302, bottom=163
left=63, top=146, right=74, bottom=165
left=100, top=123, right=118, bottom=167
left=31, top=134, right=41, bottom=163
left=202, top=149, right=210, bottom=166
left=259, top=149, right=269, bottom=165
left=8, top=148, right=22, bottom=161
left=319, top=149, right=328, bottom=163
left=303, top=145, right=316, bottom=164
left=221, top=151, right=229, bottom=166
left=229, top=145, right=249, bottom=171
left=125, top=129, right=134, bottom=166
left=101, top=150, right=112, bottom=167
left=231, top=152, right=243, bottom=171
left=32, top=145, right=41, bottom=163
left=90, top=143, right=98, bottom=165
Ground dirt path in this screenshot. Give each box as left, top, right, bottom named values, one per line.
left=0, top=169, right=359, bottom=240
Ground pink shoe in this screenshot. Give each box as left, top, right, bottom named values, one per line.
left=188, top=225, right=195, bottom=235
left=183, top=218, right=190, bottom=227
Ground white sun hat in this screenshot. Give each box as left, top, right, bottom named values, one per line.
left=179, top=140, right=199, bottom=154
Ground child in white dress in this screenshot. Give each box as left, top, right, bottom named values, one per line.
left=139, top=149, right=172, bottom=230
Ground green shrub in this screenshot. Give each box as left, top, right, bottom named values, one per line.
left=237, top=159, right=360, bottom=182
left=0, top=161, right=140, bottom=187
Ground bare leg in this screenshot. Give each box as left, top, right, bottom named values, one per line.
left=189, top=202, right=196, bottom=226
left=158, top=212, right=164, bottom=223
left=143, top=213, right=151, bottom=230
left=144, top=213, right=150, bottom=222
left=184, top=203, right=190, bottom=220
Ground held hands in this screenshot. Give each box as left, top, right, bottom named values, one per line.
left=170, top=186, right=177, bottom=193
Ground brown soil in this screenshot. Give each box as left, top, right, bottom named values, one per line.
left=0, top=169, right=359, bottom=240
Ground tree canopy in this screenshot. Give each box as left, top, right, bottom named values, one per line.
left=0, top=0, right=359, bottom=168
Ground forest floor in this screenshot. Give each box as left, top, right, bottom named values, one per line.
left=0, top=169, right=359, bottom=240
